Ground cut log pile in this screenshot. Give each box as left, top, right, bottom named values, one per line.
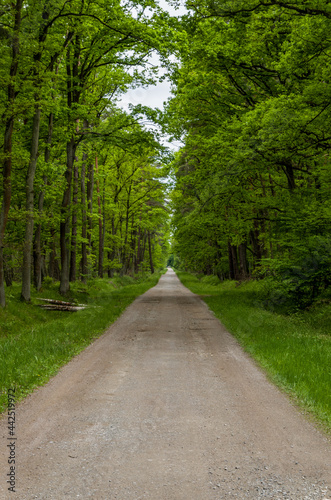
left=36, top=298, right=88, bottom=312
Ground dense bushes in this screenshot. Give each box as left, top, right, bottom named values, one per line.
left=261, top=237, right=331, bottom=312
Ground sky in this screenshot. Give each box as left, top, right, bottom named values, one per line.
left=118, top=0, right=187, bottom=150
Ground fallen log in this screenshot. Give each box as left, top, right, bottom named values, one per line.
left=36, top=298, right=88, bottom=307
left=37, top=304, right=86, bottom=312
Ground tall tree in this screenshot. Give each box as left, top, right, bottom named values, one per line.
left=0, top=0, right=23, bottom=307
left=166, top=0, right=331, bottom=305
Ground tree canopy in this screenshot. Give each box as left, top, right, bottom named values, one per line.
left=0, top=0, right=330, bottom=311
left=165, top=0, right=331, bottom=310
left=0, top=0, right=176, bottom=305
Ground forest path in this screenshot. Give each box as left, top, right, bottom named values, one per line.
left=0, top=269, right=330, bottom=499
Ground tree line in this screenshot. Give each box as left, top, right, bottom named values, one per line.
left=2, top=0, right=330, bottom=312
left=166, top=0, right=331, bottom=310
left=0, top=0, right=176, bottom=307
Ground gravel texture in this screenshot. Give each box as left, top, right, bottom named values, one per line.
left=0, top=269, right=330, bottom=499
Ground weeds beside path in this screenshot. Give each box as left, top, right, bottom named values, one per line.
left=176, top=271, right=331, bottom=433
left=0, top=272, right=163, bottom=413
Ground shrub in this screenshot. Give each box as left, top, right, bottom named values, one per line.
left=261, top=237, right=331, bottom=312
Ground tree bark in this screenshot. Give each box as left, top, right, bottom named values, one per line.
left=60, top=37, right=80, bottom=294
left=148, top=231, right=154, bottom=274
left=69, top=161, right=79, bottom=282
left=60, top=137, right=76, bottom=295
left=238, top=242, right=249, bottom=280
left=282, top=160, right=296, bottom=191
left=0, top=0, right=23, bottom=307
left=107, top=213, right=118, bottom=277
left=141, top=230, right=147, bottom=263
left=4, top=253, right=14, bottom=287
left=34, top=180, right=46, bottom=291
left=101, top=182, right=106, bottom=275
left=136, top=227, right=141, bottom=272
left=80, top=152, right=88, bottom=282
left=96, top=156, right=104, bottom=278
left=228, top=242, right=240, bottom=280
left=121, top=184, right=132, bottom=274
left=21, top=108, right=41, bottom=302
left=0, top=115, right=14, bottom=307
left=34, top=112, right=53, bottom=291
left=87, top=161, right=94, bottom=255
left=48, top=224, right=60, bottom=280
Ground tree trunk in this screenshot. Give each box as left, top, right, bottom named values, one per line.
left=101, top=182, right=106, bottom=276
left=108, top=212, right=119, bottom=277
left=60, top=37, right=80, bottom=294
left=48, top=225, right=60, bottom=280
left=228, top=241, right=234, bottom=280
left=34, top=112, right=53, bottom=291
left=33, top=185, right=45, bottom=292
left=69, top=161, right=79, bottom=282
left=96, top=156, right=104, bottom=278
left=4, top=253, right=14, bottom=287
left=228, top=241, right=239, bottom=280
left=87, top=161, right=94, bottom=255
left=141, top=230, right=147, bottom=263
left=0, top=248, right=6, bottom=307
left=0, top=0, right=22, bottom=307
left=132, top=234, right=136, bottom=275
left=282, top=160, right=296, bottom=191
left=0, top=114, right=14, bottom=307
left=80, top=152, right=88, bottom=283
left=130, top=216, right=136, bottom=274
left=136, top=227, right=141, bottom=272
left=60, top=137, right=76, bottom=295
left=121, top=184, right=131, bottom=273
left=24, top=2, right=54, bottom=296
left=21, top=108, right=41, bottom=302
left=238, top=242, right=249, bottom=280
left=148, top=231, right=154, bottom=274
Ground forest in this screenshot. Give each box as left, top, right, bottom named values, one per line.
left=0, top=0, right=331, bottom=312
left=166, top=0, right=331, bottom=312
left=0, top=0, right=176, bottom=307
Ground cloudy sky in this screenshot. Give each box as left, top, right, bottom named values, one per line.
left=119, top=0, right=187, bottom=149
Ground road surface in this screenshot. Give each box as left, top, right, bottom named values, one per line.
left=0, top=269, right=330, bottom=499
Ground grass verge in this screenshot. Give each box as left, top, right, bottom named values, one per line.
left=0, top=272, right=164, bottom=413
left=176, top=271, right=331, bottom=433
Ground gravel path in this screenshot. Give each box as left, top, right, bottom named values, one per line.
left=0, top=269, right=330, bottom=499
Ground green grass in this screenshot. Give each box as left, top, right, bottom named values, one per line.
left=0, top=272, right=164, bottom=413
left=176, top=271, right=331, bottom=433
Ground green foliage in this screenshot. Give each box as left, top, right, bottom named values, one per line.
left=261, top=237, right=331, bottom=312
left=164, top=0, right=331, bottom=308
left=167, top=254, right=174, bottom=267
left=0, top=0, right=179, bottom=305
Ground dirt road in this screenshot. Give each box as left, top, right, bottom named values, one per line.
left=0, top=269, right=330, bottom=499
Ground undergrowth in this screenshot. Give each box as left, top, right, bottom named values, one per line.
left=176, top=271, right=331, bottom=433
left=0, top=272, right=163, bottom=413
